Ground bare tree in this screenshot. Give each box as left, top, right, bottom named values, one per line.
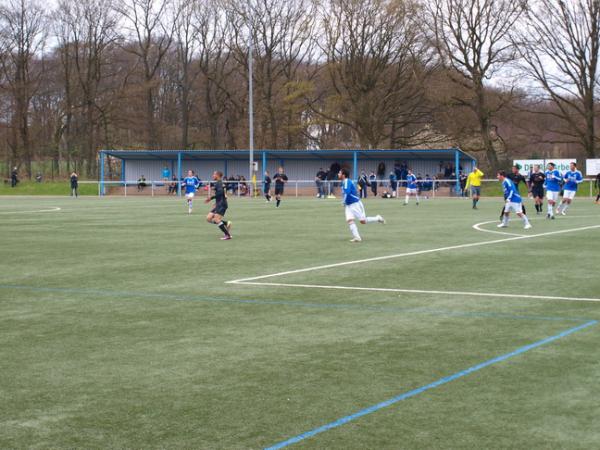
left=55, top=0, right=119, bottom=175
left=515, top=0, right=600, bottom=158
left=0, top=0, right=47, bottom=178
left=427, top=0, right=524, bottom=169
left=228, top=0, right=318, bottom=149
left=172, top=0, right=201, bottom=149
left=317, top=0, right=431, bottom=149
left=117, top=0, right=177, bottom=148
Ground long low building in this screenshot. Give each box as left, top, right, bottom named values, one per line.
left=98, top=148, right=476, bottom=195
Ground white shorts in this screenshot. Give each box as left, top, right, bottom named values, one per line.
left=345, top=202, right=366, bottom=222
left=406, top=188, right=418, bottom=194
left=562, top=190, right=576, bottom=200
left=546, top=191, right=559, bottom=202
left=185, top=192, right=195, bottom=199
left=504, top=201, right=523, bottom=213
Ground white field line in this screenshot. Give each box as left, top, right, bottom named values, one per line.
left=236, top=281, right=600, bottom=303
left=227, top=224, right=600, bottom=284
left=472, top=220, right=525, bottom=237
left=0, top=206, right=61, bottom=215
left=472, top=214, right=599, bottom=238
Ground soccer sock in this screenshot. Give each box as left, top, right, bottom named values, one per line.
left=404, top=195, right=409, bottom=204
left=562, top=203, right=570, bottom=212
left=502, top=215, right=509, bottom=225
left=415, top=195, right=420, bottom=203
left=276, top=199, right=281, bottom=207
left=522, top=215, right=530, bottom=225
left=217, top=221, right=230, bottom=236
left=366, top=216, right=378, bottom=223
left=547, top=203, right=553, bottom=215
left=349, top=222, right=360, bottom=239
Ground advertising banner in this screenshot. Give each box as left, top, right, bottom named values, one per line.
left=513, top=159, right=575, bottom=175
left=586, top=159, right=600, bottom=176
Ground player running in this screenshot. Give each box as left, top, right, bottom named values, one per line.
left=205, top=171, right=232, bottom=240
left=263, top=170, right=272, bottom=202
left=528, top=164, right=545, bottom=214
left=465, top=166, right=484, bottom=209
left=544, top=162, right=562, bottom=219
left=556, top=162, right=583, bottom=215
left=182, top=170, right=200, bottom=214
left=497, top=170, right=532, bottom=229
left=339, top=168, right=385, bottom=242
left=272, top=167, right=288, bottom=208
left=403, top=169, right=419, bottom=205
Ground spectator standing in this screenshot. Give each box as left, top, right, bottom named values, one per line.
left=358, top=171, right=369, bottom=198
left=70, top=172, right=79, bottom=197
left=369, top=171, right=377, bottom=196
left=315, top=168, right=326, bottom=198
left=11, top=167, right=19, bottom=187
left=459, top=172, right=467, bottom=197
left=389, top=171, right=398, bottom=197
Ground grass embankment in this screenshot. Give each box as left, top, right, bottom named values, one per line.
left=0, top=181, right=97, bottom=196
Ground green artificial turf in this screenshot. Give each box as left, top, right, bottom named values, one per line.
left=1, top=195, right=599, bottom=449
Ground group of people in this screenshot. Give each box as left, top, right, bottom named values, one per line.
left=463, top=162, right=587, bottom=230
left=126, top=160, right=599, bottom=242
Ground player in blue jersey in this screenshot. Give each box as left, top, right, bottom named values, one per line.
left=497, top=170, right=532, bottom=229
left=544, top=162, right=562, bottom=219
left=556, top=162, right=583, bottom=215
left=403, top=169, right=419, bottom=205
left=182, top=170, right=200, bottom=214
left=339, top=168, right=385, bottom=242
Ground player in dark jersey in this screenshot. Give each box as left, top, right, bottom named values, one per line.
left=263, top=170, right=272, bottom=202
left=205, top=171, right=232, bottom=240
left=528, top=164, right=545, bottom=214
left=595, top=173, right=600, bottom=204
left=501, top=164, right=527, bottom=219
left=272, top=167, right=288, bottom=207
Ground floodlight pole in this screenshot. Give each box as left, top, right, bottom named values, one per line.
left=248, top=23, right=255, bottom=183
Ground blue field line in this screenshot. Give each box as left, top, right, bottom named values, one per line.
left=0, top=284, right=592, bottom=323
left=265, top=320, right=598, bottom=450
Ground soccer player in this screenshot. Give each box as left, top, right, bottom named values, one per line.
left=528, top=164, right=545, bottom=214
left=272, top=167, right=288, bottom=207
left=263, top=170, right=272, bottom=202
left=544, top=162, right=562, bottom=219
left=205, top=171, right=232, bottom=240
left=339, top=168, right=385, bottom=242
left=501, top=164, right=528, bottom=220
left=556, top=162, right=583, bottom=215
left=465, top=166, right=484, bottom=209
left=497, top=170, right=532, bottom=229
left=182, top=170, right=200, bottom=214
left=404, top=169, right=419, bottom=205
left=596, top=172, right=600, bottom=204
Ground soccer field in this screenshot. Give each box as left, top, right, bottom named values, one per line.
left=1, top=195, right=599, bottom=449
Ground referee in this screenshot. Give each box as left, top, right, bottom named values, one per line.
left=528, top=164, right=545, bottom=214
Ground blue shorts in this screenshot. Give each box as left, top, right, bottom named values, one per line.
left=471, top=186, right=481, bottom=196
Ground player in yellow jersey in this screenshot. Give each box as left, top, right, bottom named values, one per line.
left=465, top=167, right=484, bottom=209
